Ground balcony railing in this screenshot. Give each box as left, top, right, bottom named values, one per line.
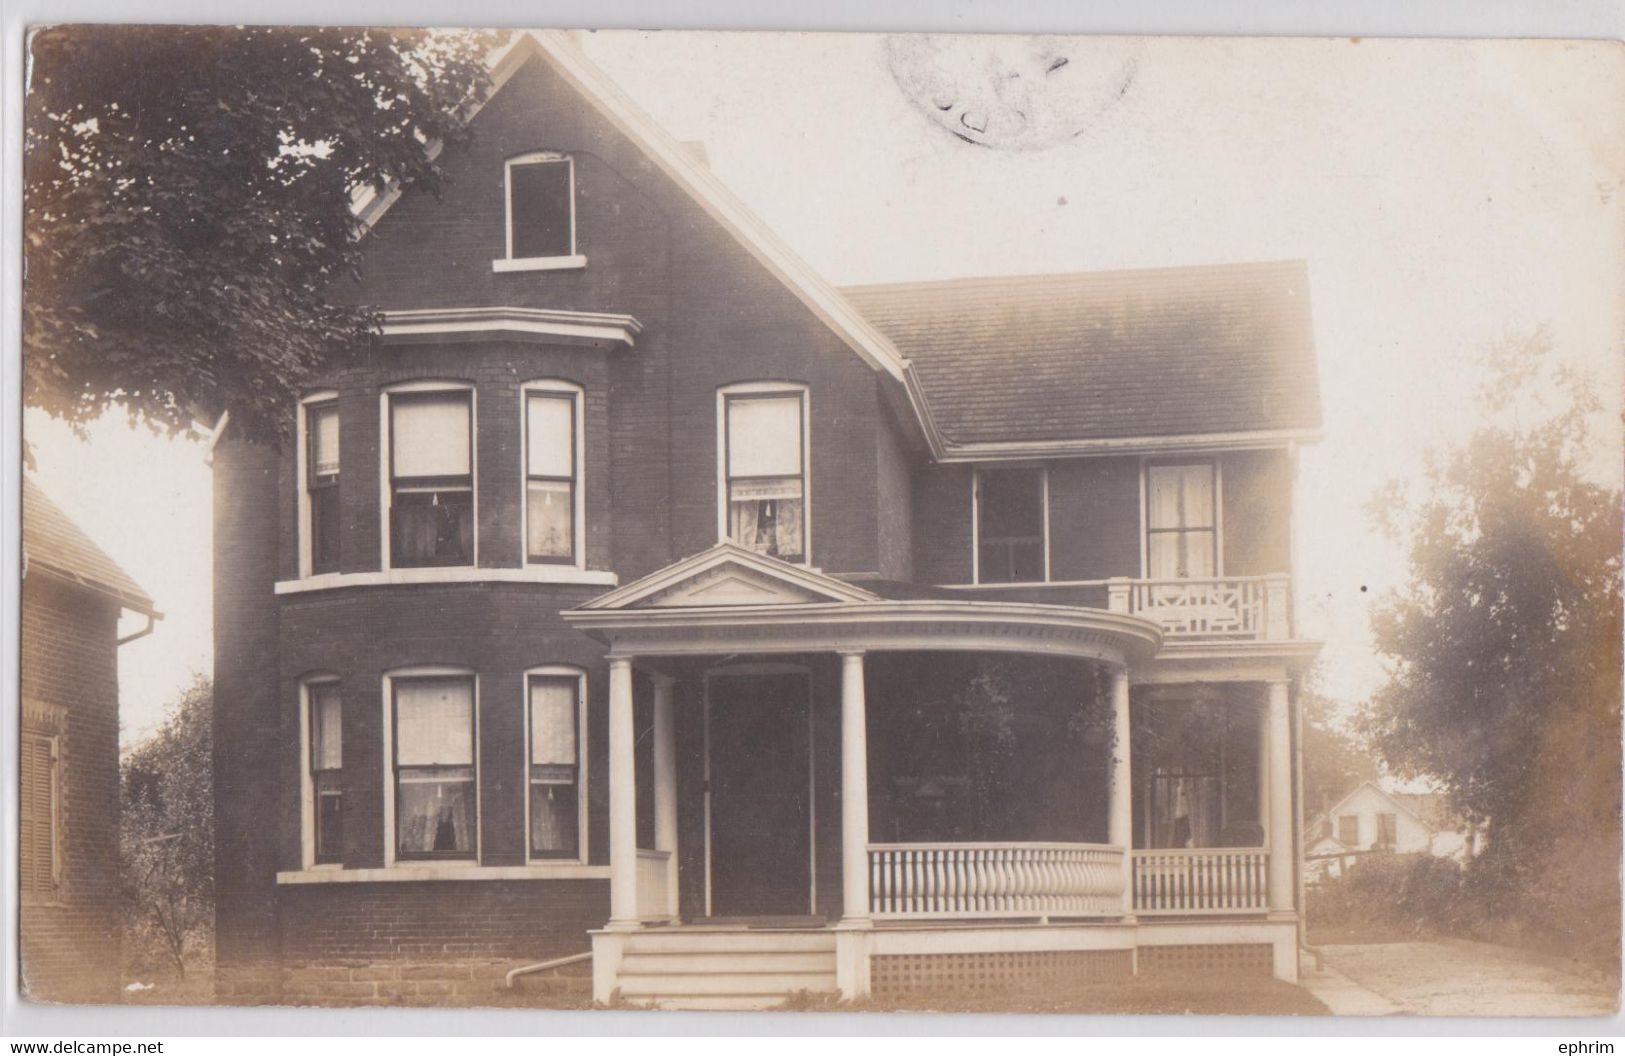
left=1109, top=574, right=1291, bottom=641
left=1131, top=848, right=1269, bottom=914
left=868, top=842, right=1125, bottom=919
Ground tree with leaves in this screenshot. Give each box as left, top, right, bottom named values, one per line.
left=1301, top=684, right=1378, bottom=821
left=1362, top=331, right=1621, bottom=961
left=122, top=676, right=214, bottom=982
left=24, top=26, right=495, bottom=443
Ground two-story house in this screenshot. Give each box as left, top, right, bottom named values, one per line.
left=212, top=30, right=1322, bottom=1009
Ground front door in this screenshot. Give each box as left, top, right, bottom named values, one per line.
left=706, top=671, right=812, bottom=918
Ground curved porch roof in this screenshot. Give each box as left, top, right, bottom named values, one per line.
left=562, top=542, right=1162, bottom=666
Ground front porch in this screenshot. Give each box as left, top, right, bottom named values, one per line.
left=563, top=544, right=1305, bottom=1007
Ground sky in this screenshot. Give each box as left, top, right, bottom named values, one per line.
left=22, top=31, right=1625, bottom=747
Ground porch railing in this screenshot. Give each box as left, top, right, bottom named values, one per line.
left=868, top=842, right=1125, bottom=919
left=1131, top=848, right=1269, bottom=913
left=636, top=848, right=672, bottom=921
left=1108, top=574, right=1290, bottom=641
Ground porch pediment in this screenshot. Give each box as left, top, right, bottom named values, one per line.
left=575, top=542, right=880, bottom=611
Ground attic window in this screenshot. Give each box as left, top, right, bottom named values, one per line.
left=495, top=153, right=586, bottom=272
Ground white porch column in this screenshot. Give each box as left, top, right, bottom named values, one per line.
left=1108, top=664, right=1134, bottom=918
left=1257, top=699, right=1271, bottom=841
left=651, top=673, right=679, bottom=921
left=839, top=650, right=871, bottom=926
left=1266, top=679, right=1295, bottom=914
left=606, top=655, right=639, bottom=930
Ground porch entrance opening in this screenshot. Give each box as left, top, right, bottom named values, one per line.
left=705, top=669, right=813, bottom=918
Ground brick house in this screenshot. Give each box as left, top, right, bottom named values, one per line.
left=20, top=477, right=157, bottom=1002
left=212, top=30, right=1323, bottom=1008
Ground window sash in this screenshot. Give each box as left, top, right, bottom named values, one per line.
left=395, top=767, right=476, bottom=859
left=508, top=157, right=574, bottom=260
left=526, top=392, right=577, bottom=563
left=390, top=392, right=472, bottom=481
left=528, top=675, right=581, bottom=858
left=724, top=392, right=807, bottom=560
left=725, top=394, right=803, bottom=478
left=308, top=402, right=340, bottom=480
left=1146, top=462, right=1217, bottom=579
left=976, top=469, right=1045, bottom=584
left=394, top=677, right=475, bottom=767
left=309, top=684, right=342, bottom=864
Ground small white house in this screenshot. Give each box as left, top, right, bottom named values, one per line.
left=1306, top=780, right=1478, bottom=883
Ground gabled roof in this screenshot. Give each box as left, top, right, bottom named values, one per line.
left=575, top=541, right=881, bottom=611
left=1310, top=779, right=1448, bottom=837
left=842, top=260, right=1323, bottom=453
left=23, top=477, right=156, bottom=615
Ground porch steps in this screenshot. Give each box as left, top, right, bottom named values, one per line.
left=613, top=929, right=838, bottom=1011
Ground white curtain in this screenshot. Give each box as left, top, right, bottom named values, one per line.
left=526, top=393, right=574, bottom=478
left=1147, top=464, right=1215, bottom=579
left=311, top=686, right=342, bottom=771
left=726, top=395, right=802, bottom=478
left=396, top=679, right=473, bottom=766
left=529, top=677, right=577, bottom=767
left=311, top=406, right=340, bottom=477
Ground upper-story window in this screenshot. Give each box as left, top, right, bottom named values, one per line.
left=386, top=386, right=474, bottom=569
left=304, top=399, right=341, bottom=575
left=974, top=467, right=1048, bottom=584
left=494, top=153, right=584, bottom=272
left=523, top=383, right=581, bottom=566
left=1145, top=461, right=1218, bottom=579
left=719, top=385, right=807, bottom=563
left=391, top=674, right=477, bottom=861
left=527, top=668, right=585, bottom=861
left=307, top=681, right=343, bottom=865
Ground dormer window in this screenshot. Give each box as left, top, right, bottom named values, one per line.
left=494, top=153, right=585, bottom=272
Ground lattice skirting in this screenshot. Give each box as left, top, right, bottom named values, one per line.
left=1137, top=943, right=1273, bottom=978
left=870, top=949, right=1133, bottom=1000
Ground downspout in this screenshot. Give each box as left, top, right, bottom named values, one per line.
left=503, top=950, right=593, bottom=990
left=117, top=611, right=158, bottom=647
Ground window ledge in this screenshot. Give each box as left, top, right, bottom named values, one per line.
left=276, top=567, right=618, bottom=595
left=492, top=254, right=587, bottom=273
left=276, top=863, right=608, bottom=885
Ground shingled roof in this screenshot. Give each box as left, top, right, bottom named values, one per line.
left=23, top=477, right=156, bottom=614
left=841, top=259, right=1323, bottom=448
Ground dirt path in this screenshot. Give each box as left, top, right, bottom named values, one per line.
left=1315, top=940, right=1618, bottom=1017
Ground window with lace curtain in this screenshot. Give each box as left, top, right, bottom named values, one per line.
left=720, top=386, right=807, bottom=563
left=527, top=671, right=584, bottom=860
left=524, top=385, right=579, bottom=566
left=392, top=676, right=477, bottom=860
left=308, top=682, right=343, bottom=865
left=1145, top=461, right=1218, bottom=579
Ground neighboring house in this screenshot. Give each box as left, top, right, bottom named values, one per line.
left=212, top=30, right=1324, bottom=1009
left=20, top=477, right=158, bottom=1002
left=1306, top=780, right=1478, bottom=883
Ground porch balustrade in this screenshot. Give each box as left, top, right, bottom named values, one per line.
left=868, top=842, right=1125, bottom=919
left=1131, top=848, right=1269, bottom=914
left=1107, top=574, right=1290, bottom=641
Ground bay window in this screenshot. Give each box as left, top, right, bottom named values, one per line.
left=1145, top=461, right=1218, bottom=579
left=305, top=399, right=340, bottom=574
left=974, top=467, right=1047, bottom=583
left=527, top=670, right=584, bottom=860
left=392, top=676, right=476, bottom=860
left=387, top=389, right=473, bottom=568
left=308, top=682, right=343, bottom=865
left=524, top=386, right=579, bottom=565
left=721, top=386, right=807, bottom=562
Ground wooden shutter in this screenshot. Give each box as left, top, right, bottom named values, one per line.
left=20, top=732, right=58, bottom=894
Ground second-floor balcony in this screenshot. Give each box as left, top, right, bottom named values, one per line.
left=1110, top=573, right=1293, bottom=642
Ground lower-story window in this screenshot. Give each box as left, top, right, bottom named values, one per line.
left=393, top=675, right=477, bottom=859
left=309, top=682, right=344, bottom=864
left=527, top=670, right=583, bottom=859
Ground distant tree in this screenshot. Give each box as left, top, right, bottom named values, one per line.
left=23, top=26, right=496, bottom=443
left=1361, top=331, right=1621, bottom=957
left=122, top=676, right=213, bottom=980
left=1301, top=685, right=1377, bottom=821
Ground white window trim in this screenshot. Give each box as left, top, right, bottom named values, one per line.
left=970, top=465, right=1051, bottom=585
left=494, top=152, right=586, bottom=272
left=522, top=664, right=590, bottom=866
left=379, top=380, right=478, bottom=571
left=274, top=567, right=617, bottom=595
left=520, top=380, right=587, bottom=571
left=1139, top=457, right=1225, bottom=579
left=297, top=390, right=339, bottom=580
left=298, top=676, right=342, bottom=871
left=715, top=382, right=812, bottom=566
left=382, top=666, right=481, bottom=869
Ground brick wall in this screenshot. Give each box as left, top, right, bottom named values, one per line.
left=18, top=575, right=122, bottom=1003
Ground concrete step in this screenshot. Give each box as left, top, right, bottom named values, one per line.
left=630, top=993, right=818, bottom=1011
left=622, top=930, right=836, bottom=954
left=618, top=971, right=837, bottom=997
left=619, top=951, right=835, bottom=975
